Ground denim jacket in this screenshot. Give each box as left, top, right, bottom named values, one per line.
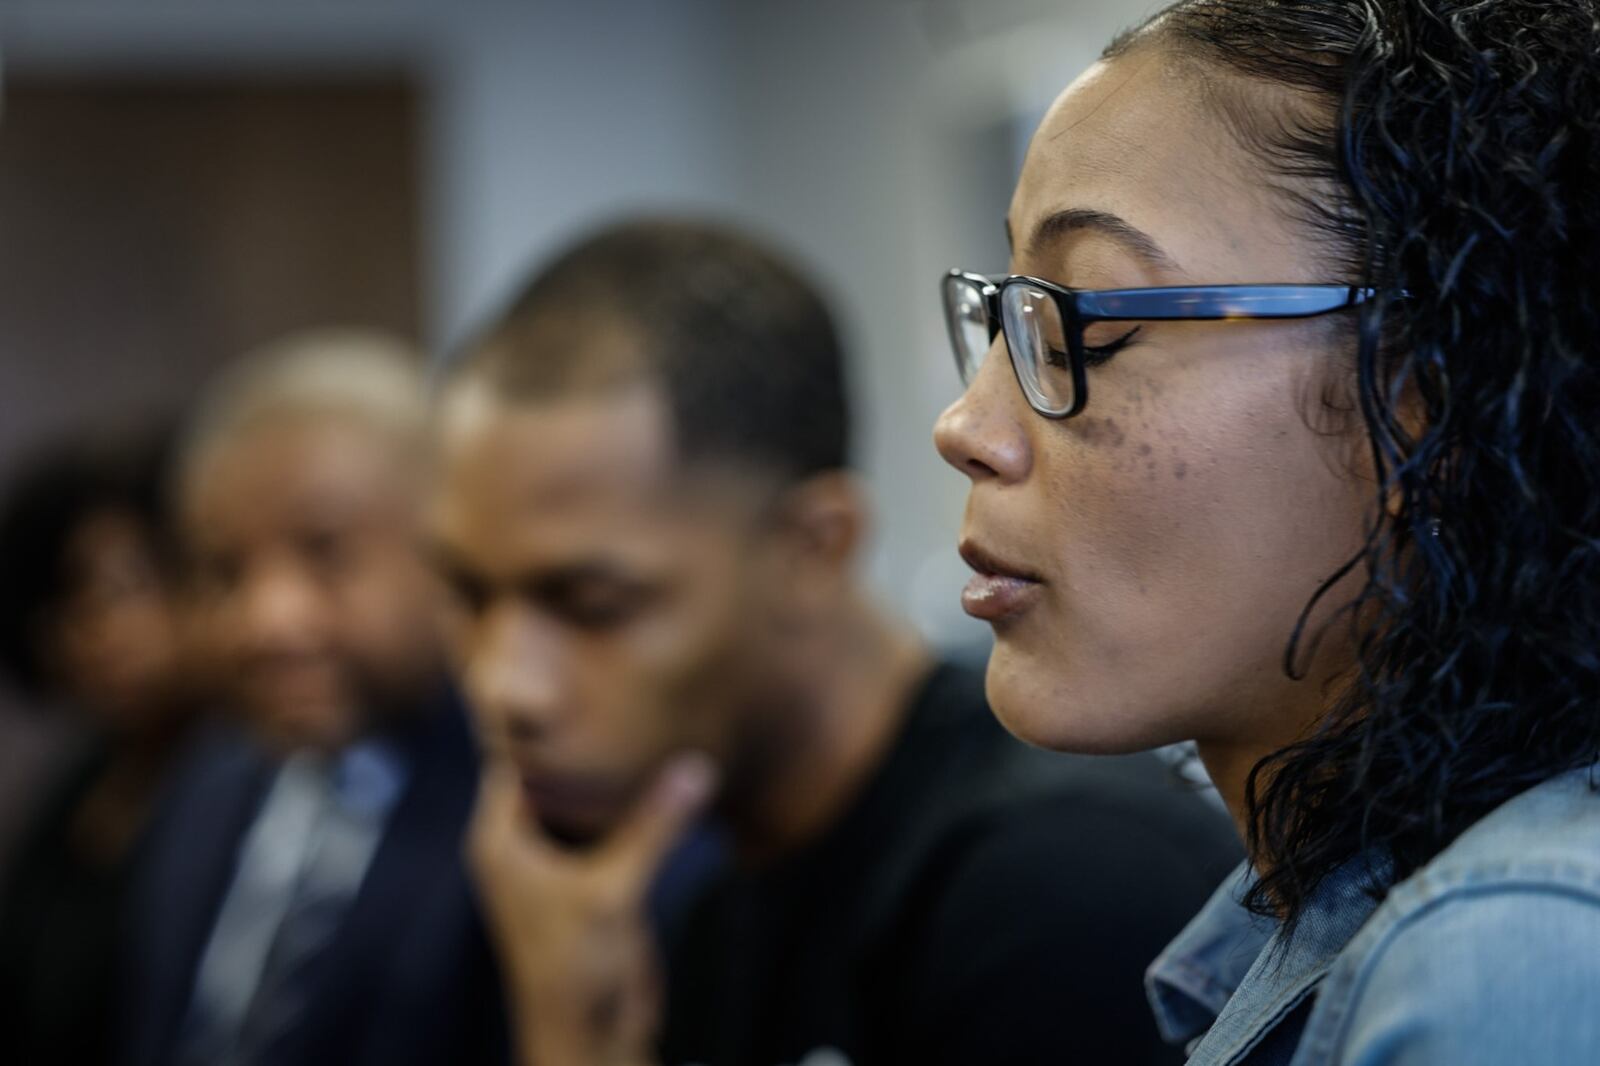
left=1146, top=765, right=1600, bottom=1064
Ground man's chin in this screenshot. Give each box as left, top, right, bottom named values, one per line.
left=519, top=773, right=633, bottom=849
left=247, top=701, right=361, bottom=755
left=534, top=812, right=612, bottom=851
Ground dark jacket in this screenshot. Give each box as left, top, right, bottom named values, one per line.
left=0, top=743, right=129, bottom=1066
left=121, top=694, right=507, bottom=1066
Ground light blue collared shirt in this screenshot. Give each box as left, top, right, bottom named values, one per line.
left=1147, top=765, right=1600, bottom=1065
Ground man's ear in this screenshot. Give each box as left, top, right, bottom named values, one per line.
left=763, top=471, right=870, bottom=617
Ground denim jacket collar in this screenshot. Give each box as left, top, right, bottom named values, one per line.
left=1147, top=854, right=1391, bottom=1064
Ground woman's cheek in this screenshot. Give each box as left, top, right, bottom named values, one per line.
left=978, top=424, right=1202, bottom=751
left=1004, top=361, right=1321, bottom=749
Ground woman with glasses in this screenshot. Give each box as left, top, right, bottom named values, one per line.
left=936, top=1, right=1600, bottom=1063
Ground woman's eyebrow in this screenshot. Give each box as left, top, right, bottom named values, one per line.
left=1006, top=207, right=1182, bottom=272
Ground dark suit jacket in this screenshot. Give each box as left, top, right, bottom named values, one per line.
left=121, top=694, right=508, bottom=1066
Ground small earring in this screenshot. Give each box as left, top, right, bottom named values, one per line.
left=1427, top=517, right=1442, bottom=538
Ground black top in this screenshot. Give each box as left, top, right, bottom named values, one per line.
left=660, top=661, right=1242, bottom=1066
left=0, top=744, right=128, bottom=1066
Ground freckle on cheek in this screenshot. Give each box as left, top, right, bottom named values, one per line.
left=1174, top=462, right=1189, bottom=480
left=1077, top=417, right=1127, bottom=448
left=1137, top=443, right=1153, bottom=457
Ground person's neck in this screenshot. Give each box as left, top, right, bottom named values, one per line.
left=725, top=596, right=930, bottom=865
left=1197, top=673, right=1343, bottom=863
left=1196, top=738, right=1274, bottom=843
left=106, top=701, right=196, bottom=779
left=74, top=703, right=198, bottom=866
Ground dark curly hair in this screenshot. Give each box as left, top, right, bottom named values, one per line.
left=0, top=422, right=179, bottom=697
left=1111, top=0, right=1600, bottom=930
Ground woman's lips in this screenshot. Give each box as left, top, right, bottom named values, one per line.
left=959, top=541, right=1043, bottom=623
left=961, top=572, right=1042, bottom=621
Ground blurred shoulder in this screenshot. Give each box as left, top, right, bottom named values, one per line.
left=139, top=719, right=272, bottom=855
left=161, top=719, right=270, bottom=800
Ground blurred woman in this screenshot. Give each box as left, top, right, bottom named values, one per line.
left=0, top=423, right=202, bottom=1066
left=935, top=1, right=1600, bottom=1062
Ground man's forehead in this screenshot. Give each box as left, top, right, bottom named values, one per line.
left=438, top=376, right=681, bottom=513
left=187, top=415, right=415, bottom=517
left=428, top=392, right=761, bottom=583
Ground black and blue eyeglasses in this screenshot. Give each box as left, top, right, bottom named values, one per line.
left=942, top=270, right=1389, bottom=419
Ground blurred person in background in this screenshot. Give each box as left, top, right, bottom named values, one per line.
left=934, top=1, right=1600, bottom=1063
left=0, top=422, right=203, bottom=1066
left=432, top=217, right=1241, bottom=1066
left=122, top=330, right=506, bottom=1066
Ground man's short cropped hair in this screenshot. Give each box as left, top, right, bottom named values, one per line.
left=454, top=216, right=851, bottom=484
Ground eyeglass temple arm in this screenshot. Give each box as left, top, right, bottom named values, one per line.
left=1074, top=285, right=1389, bottom=321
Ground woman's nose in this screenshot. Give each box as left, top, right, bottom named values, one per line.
left=933, top=343, right=1032, bottom=484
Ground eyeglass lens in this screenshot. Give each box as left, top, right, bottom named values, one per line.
left=943, top=275, right=993, bottom=385
left=999, top=283, right=1077, bottom=415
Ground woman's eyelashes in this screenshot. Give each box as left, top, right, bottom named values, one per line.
left=1080, top=325, right=1143, bottom=367
left=1041, top=325, right=1142, bottom=371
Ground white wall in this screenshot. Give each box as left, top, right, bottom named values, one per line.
left=0, top=0, right=740, bottom=346
left=713, top=0, right=1161, bottom=644
left=0, top=0, right=1161, bottom=641
left=425, top=1, right=743, bottom=345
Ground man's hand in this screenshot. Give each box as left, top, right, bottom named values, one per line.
left=468, top=754, right=716, bottom=1066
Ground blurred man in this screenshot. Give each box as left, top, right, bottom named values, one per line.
left=123, top=331, right=505, bottom=1066
left=433, top=219, right=1242, bottom=1066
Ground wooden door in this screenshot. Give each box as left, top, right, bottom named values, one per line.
left=0, top=76, right=423, bottom=868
